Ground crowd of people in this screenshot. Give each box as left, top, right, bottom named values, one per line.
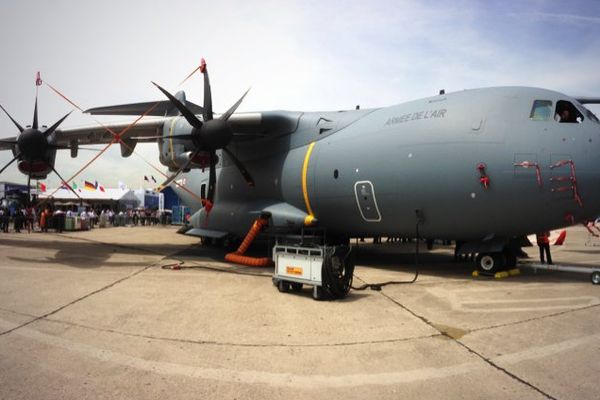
left=0, top=203, right=171, bottom=234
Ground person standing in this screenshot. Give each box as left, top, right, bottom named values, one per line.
left=54, top=207, right=65, bottom=233
left=536, top=231, right=553, bottom=265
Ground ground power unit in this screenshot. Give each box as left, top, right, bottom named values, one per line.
left=272, top=244, right=354, bottom=300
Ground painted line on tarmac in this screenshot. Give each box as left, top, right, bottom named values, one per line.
left=0, top=317, right=598, bottom=389
left=428, top=287, right=600, bottom=313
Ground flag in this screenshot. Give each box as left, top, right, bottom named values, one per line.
left=72, top=182, right=78, bottom=190
left=35, top=71, right=42, bottom=86
left=118, top=181, right=127, bottom=191
left=93, top=180, right=105, bottom=192
left=144, top=175, right=149, bottom=182
left=151, top=175, right=157, bottom=183
left=84, top=180, right=95, bottom=190
left=36, top=182, right=46, bottom=193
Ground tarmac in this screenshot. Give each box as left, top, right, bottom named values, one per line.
left=0, top=225, right=599, bottom=400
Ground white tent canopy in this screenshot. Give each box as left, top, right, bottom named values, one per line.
left=39, top=188, right=139, bottom=203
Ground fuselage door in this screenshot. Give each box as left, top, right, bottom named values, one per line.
left=354, top=180, right=381, bottom=222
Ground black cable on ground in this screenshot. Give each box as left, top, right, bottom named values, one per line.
left=352, top=210, right=421, bottom=291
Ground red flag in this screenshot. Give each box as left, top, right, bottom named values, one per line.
left=99, top=185, right=105, bottom=192
left=35, top=72, right=43, bottom=86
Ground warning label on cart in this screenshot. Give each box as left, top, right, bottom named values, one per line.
left=286, top=266, right=303, bottom=275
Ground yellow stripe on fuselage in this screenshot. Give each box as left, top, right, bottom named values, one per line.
left=302, top=142, right=316, bottom=220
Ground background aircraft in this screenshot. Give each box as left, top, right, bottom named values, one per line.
left=1, top=61, right=600, bottom=275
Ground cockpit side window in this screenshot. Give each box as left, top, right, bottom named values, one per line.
left=530, top=100, right=552, bottom=121
left=555, top=100, right=584, bottom=123
left=581, top=104, right=600, bottom=124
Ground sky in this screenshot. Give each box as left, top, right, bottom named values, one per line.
left=1, top=0, right=600, bottom=189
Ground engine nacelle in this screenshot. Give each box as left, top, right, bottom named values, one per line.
left=158, top=117, right=217, bottom=171
left=17, top=148, right=56, bottom=180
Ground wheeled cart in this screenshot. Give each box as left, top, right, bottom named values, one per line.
left=272, top=243, right=355, bottom=300
left=272, top=244, right=326, bottom=300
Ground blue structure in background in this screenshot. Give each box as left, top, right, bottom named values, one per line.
left=161, top=187, right=181, bottom=210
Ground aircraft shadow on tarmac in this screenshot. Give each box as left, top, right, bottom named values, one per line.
left=1, top=236, right=204, bottom=269
left=2, top=235, right=596, bottom=284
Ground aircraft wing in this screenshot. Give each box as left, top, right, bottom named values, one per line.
left=86, top=100, right=204, bottom=117
left=54, top=118, right=166, bottom=147
left=0, top=137, right=17, bottom=151
left=63, top=110, right=301, bottom=144
left=574, top=97, right=600, bottom=104
left=0, top=110, right=300, bottom=155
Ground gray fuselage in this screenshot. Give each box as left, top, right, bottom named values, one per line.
left=173, top=87, right=600, bottom=241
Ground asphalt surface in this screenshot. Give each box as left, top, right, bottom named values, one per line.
left=0, top=225, right=598, bottom=399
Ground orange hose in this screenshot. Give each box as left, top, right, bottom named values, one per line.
left=225, top=217, right=273, bottom=267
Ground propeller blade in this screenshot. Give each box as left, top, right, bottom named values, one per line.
left=32, top=95, right=38, bottom=130
left=152, top=82, right=203, bottom=129
left=207, top=151, right=217, bottom=202
left=0, top=153, right=20, bottom=175
left=155, top=149, right=201, bottom=191
left=222, top=147, right=255, bottom=187
left=44, top=110, right=73, bottom=137
left=220, top=88, right=250, bottom=122
left=50, top=164, right=81, bottom=200
left=201, top=58, right=213, bottom=121
left=0, top=104, right=24, bottom=133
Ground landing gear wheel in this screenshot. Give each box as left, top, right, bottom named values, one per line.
left=277, top=280, right=290, bottom=293
left=476, top=252, right=505, bottom=274
left=591, top=271, right=600, bottom=285
left=290, top=282, right=303, bottom=292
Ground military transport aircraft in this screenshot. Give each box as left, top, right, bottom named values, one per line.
left=2, top=60, right=600, bottom=274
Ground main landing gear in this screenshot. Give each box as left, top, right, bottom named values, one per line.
left=475, top=250, right=517, bottom=274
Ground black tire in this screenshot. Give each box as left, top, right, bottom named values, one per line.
left=290, top=282, right=303, bottom=292
left=591, top=271, right=600, bottom=285
left=476, top=252, right=505, bottom=273
left=277, top=280, right=290, bottom=293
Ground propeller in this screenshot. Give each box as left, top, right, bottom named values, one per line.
left=153, top=58, right=254, bottom=208
left=0, top=85, right=73, bottom=206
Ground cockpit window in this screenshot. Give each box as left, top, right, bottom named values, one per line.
left=530, top=100, right=552, bottom=120
left=555, top=100, right=584, bottom=123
